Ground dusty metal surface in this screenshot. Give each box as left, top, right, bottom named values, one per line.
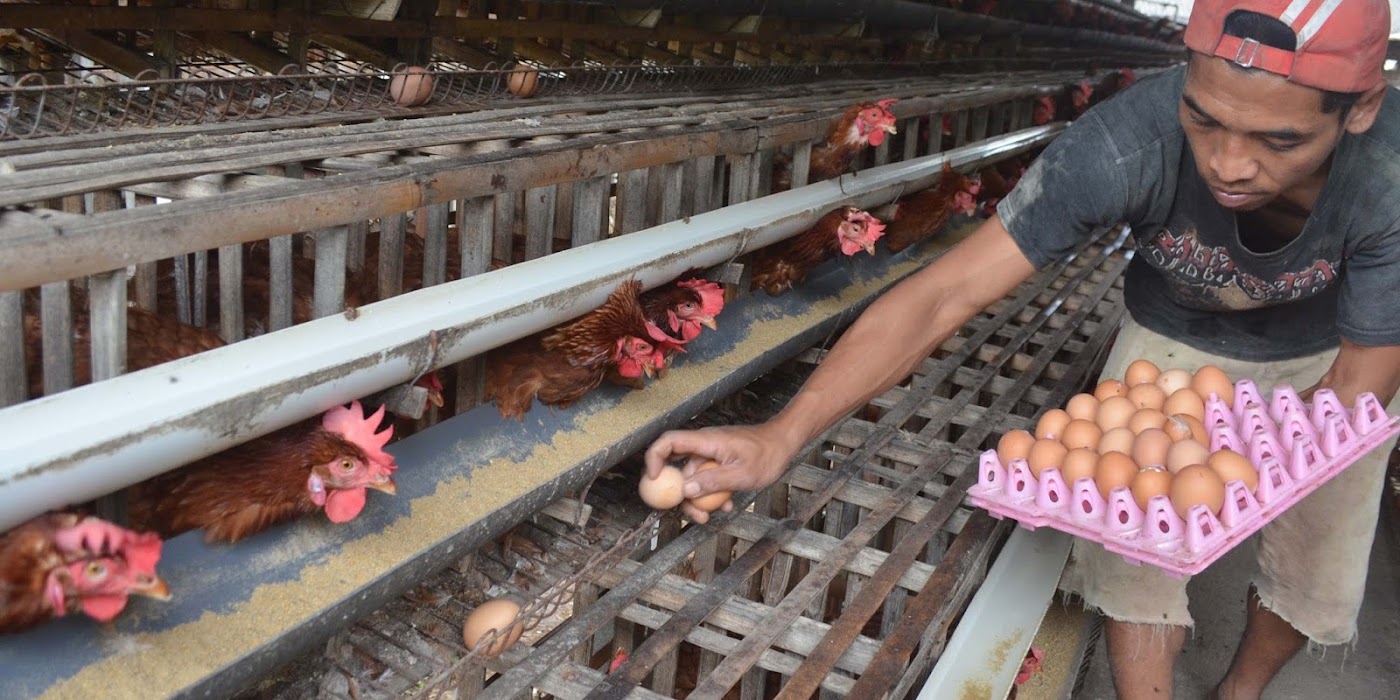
left=234, top=225, right=1132, bottom=700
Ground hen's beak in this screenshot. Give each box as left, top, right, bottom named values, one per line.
left=700, top=317, right=718, bottom=331
left=427, top=390, right=445, bottom=409
left=882, top=122, right=898, bottom=134
left=864, top=241, right=877, bottom=256
left=133, top=575, right=172, bottom=602
left=369, top=475, right=398, bottom=495
left=643, top=363, right=656, bottom=379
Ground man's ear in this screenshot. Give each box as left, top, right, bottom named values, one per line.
left=1344, top=84, right=1388, bottom=135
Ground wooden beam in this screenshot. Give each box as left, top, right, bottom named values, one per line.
left=193, top=32, right=297, bottom=73
left=0, top=7, right=888, bottom=49
left=29, top=29, right=160, bottom=79
left=308, top=33, right=398, bottom=70
left=428, top=36, right=493, bottom=67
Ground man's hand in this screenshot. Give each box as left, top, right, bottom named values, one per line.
left=1297, top=339, right=1400, bottom=407
left=645, top=422, right=799, bottom=524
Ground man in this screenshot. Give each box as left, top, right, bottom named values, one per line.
left=644, top=1, right=1400, bottom=698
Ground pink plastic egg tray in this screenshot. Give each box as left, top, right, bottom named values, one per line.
left=967, top=380, right=1400, bottom=578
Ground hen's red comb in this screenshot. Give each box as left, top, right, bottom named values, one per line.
left=323, top=400, right=397, bottom=473
left=677, top=278, right=725, bottom=317
left=876, top=98, right=897, bottom=111
left=120, top=532, right=164, bottom=575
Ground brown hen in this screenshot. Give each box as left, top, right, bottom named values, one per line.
left=485, top=280, right=668, bottom=420
left=1, top=513, right=167, bottom=634
left=749, top=207, right=887, bottom=296
left=883, top=163, right=982, bottom=254
left=771, top=100, right=898, bottom=193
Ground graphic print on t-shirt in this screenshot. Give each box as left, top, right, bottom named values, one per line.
left=1144, top=226, right=1340, bottom=311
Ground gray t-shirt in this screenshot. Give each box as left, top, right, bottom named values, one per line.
left=998, top=65, right=1400, bottom=361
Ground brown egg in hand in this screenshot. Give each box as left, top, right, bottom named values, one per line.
left=685, top=461, right=733, bottom=512
left=638, top=466, right=686, bottom=509
left=1170, top=464, right=1227, bottom=519
left=1124, top=359, right=1161, bottom=386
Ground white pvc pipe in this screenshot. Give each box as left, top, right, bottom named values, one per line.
left=914, top=526, right=1073, bottom=700
left=0, top=125, right=1062, bottom=531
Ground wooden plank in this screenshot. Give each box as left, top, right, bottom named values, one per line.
left=194, top=31, right=297, bottom=74
left=789, top=142, right=812, bottom=189
left=493, top=192, right=517, bottom=267
left=377, top=215, right=407, bottom=300
left=970, top=105, right=991, bottom=143
left=691, top=155, right=716, bottom=216
left=952, top=110, right=971, bottom=149
left=346, top=220, right=368, bottom=273
left=217, top=243, right=244, bottom=343
left=726, top=154, right=754, bottom=206
left=0, top=292, right=25, bottom=407
left=453, top=195, right=493, bottom=412
left=0, top=92, right=1048, bottom=291
left=901, top=117, right=920, bottom=162
left=657, top=162, right=683, bottom=226
left=927, top=113, right=944, bottom=155
left=39, top=281, right=72, bottom=395
left=421, top=203, right=450, bottom=288
left=524, top=185, right=556, bottom=260
left=314, top=227, right=349, bottom=319
left=615, top=169, right=647, bottom=235
left=86, top=190, right=126, bottom=382
left=171, top=252, right=191, bottom=325
left=457, top=196, right=493, bottom=277
left=129, top=194, right=158, bottom=312
left=192, top=249, right=208, bottom=327
left=571, top=176, right=607, bottom=247
left=268, top=234, right=294, bottom=332
left=28, top=29, right=161, bottom=79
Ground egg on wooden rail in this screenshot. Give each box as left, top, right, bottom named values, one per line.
left=463, top=598, right=524, bottom=657
left=389, top=66, right=435, bottom=107
left=506, top=64, right=541, bottom=97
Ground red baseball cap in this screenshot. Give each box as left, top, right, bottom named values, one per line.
left=1184, top=0, right=1391, bottom=93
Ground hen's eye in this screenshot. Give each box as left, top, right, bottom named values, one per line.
left=339, top=459, right=356, bottom=471
left=85, top=562, right=107, bottom=579
left=681, top=303, right=696, bottom=311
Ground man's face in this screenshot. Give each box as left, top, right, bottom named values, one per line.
left=1179, top=54, right=1348, bottom=212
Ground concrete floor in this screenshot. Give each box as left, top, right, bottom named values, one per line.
left=1074, top=503, right=1400, bottom=699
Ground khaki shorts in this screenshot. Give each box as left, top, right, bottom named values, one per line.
left=1058, top=316, right=1400, bottom=646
